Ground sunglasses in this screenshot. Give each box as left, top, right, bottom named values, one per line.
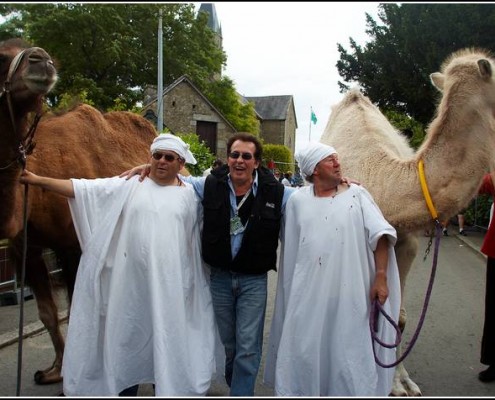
left=229, top=151, right=254, bottom=160
left=152, top=152, right=180, bottom=162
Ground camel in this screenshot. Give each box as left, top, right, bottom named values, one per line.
left=0, top=38, right=162, bottom=384
left=320, top=48, right=495, bottom=396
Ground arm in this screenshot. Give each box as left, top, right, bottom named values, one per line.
left=478, top=172, right=495, bottom=196
left=370, top=235, right=389, bottom=305
left=119, top=164, right=150, bottom=181
left=20, top=169, right=74, bottom=198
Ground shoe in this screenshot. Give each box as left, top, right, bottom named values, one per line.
left=459, top=229, right=467, bottom=236
left=443, top=228, right=449, bottom=236
left=479, top=365, right=495, bottom=382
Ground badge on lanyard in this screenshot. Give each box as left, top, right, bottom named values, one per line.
left=230, top=215, right=245, bottom=235
left=230, top=188, right=252, bottom=235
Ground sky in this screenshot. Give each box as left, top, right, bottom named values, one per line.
left=195, top=2, right=381, bottom=152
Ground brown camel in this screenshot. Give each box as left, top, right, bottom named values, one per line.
left=320, top=48, right=495, bottom=396
left=0, top=38, right=162, bottom=384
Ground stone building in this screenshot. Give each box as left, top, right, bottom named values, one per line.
left=142, top=75, right=236, bottom=157
left=244, top=95, right=297, bottom=156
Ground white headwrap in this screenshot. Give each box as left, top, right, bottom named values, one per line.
left=295, top=142, right=337, bottom=179
left=150, top=133, right=197, bottom=165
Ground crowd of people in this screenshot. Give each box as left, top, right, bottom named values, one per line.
left=18, top=131, right=495, bottom=395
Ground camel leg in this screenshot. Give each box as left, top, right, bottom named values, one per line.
left=390, top=233, right=422, bottom=397
left=11, top=241, right=64, bottom=384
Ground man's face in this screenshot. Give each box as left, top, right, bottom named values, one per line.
left=314, top=153, right=342, bottom=183
left=227, top=140, right=260, bottom=184
left=149, top=150, right=184, bottom=184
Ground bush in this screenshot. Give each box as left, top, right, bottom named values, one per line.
left=176, top=133, right=215, bottom=177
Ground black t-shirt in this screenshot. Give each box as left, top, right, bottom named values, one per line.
left=236, top=192, right=254, bottom=225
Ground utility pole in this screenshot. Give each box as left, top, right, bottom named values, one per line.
left=157, top=8, right=163, bottom=133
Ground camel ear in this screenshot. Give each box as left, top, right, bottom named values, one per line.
left=430, top=72, right=444, bottom=91
left=478, top=59, right=492, bottom=79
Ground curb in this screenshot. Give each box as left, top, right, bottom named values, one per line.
left=454, top=234, right=487, bottom=262
left=0, top=311, right=68, bottom=350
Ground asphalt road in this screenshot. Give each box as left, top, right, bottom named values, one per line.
left=0, top=231, right=494, bottom=397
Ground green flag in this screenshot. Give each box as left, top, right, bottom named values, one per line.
left=311, top=109, right=317, bottom=125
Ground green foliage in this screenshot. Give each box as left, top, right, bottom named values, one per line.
left=53, top=90, right=95, bottom=112
left=201, top=76, right=260, bottom=135
left=177, top=133, right=215, bottom=177
left=464, top=195, right=493, bottom=229
left=0, top=3, right=225, bottom=110
left=382, top=109, right=425, bottom=150
left=263, top=144, right=293, bottom=173
left=337, top=3, right=495, bottom=126
left=0, top=3, right=257, bottom=135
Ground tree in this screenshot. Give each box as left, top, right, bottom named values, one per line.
left=262, top=144, right=293, bottom=173
left=177, top=133, right=215, bottom=177
left=202, top=76, right=260, bottom=135
left=337, top=3, right=495, bottom=125
left=0, top=4, right=221, bottom=108
left=0, top=3, right=258, bottom=133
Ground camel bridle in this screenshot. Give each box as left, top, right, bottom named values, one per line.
left=0, top=47, right=47, bottom=170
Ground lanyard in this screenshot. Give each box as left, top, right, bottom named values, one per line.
left=235, top=188, right=252, bottom=215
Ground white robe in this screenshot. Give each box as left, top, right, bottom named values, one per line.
left=61, top=176, right=216, bottom=396
left=264, top=184, right=401, bottom=396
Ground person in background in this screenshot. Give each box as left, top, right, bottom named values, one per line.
left=281, top=171, right=292, bottom=186
left=263, top=142, right=400, bottom=396
left=441, top=212, right=468, bottom=236
left=20, top=134, right=217, bottom=396
left=478, top=170, right=495, bottom=383
left=291, top=169, right=304, bottom=187
left=203, top=158, right=224, bottom=177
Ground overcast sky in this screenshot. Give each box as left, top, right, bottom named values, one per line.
left=195, top=2, right=381, bottom=152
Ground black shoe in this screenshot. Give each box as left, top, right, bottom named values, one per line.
left=479, top=365, right=495, bottom=382
left=443, top=229, right=449, bottom=236
left=459, top=229, right=467, bottom=236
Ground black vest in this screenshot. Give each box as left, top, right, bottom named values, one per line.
left=201, top=165, right=284, bottom=274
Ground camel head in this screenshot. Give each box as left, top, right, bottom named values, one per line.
left=428, top=48, right=495, bottom=142
left=0, top=38, right=58, bottom=116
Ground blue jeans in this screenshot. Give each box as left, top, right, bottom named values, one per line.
left=209, top=268, right=268, bottom=396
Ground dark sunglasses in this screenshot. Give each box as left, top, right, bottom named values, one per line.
left=229, top=151, right=254, bottom=160
left=152, top=152, right=180, bottom=162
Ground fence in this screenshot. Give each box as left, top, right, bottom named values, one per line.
left=0, top=240, right=59, bottom=306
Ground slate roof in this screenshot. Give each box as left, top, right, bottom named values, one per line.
left=245, top=95, right=293, bottom=121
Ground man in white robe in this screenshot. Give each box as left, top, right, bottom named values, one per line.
left=19, top=134, right=217, bottom=396
left=263, top=142, right=401, bottom=396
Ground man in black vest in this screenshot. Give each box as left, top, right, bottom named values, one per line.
left=201, top=133, right=291, bottom=395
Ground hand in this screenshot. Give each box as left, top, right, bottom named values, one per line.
left=370, top=273, right=389, bottom=305
left=119, top=164, right=151, bottom=181
left=341, top=176, right=361, bottom=186
left=19, top=169, right=38, bottom=185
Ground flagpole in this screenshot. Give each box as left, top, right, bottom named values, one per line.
left=309, top=106, right=312, bottom=142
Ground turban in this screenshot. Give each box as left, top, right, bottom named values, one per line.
left=295, top=142, right=337, bottom=179
left=150, top=133, right=197, bottom=165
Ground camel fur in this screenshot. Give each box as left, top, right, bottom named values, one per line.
left=320, top=48, right=495, bottom=396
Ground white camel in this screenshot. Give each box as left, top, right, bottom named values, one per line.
left=320, top=48, right=495, bottom=396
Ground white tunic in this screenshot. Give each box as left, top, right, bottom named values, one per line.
left=264, top=184, right=401, bottom=396
left=61, top=176, right=216, bottom=396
